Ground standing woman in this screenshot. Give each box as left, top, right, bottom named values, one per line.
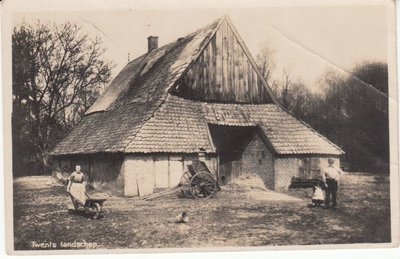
left=67, top=165, right=88, bottom=206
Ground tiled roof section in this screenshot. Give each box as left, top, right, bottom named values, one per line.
left=202, top=100, right=344, bottom=155
left=52, top=94, right=344, bottom=155
left=125, top=96, right=213, bottom=153
left=51, top=101, right=156, bottom=155
left=123, top=95, right=343, bottom=155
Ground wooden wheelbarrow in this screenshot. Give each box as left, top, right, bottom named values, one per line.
left=69, top=193, right=106, bottom=219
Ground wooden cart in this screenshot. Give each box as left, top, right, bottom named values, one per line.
left=180, top=160, right=218, bottom=199
left=141, top=160, right=219, bottom=201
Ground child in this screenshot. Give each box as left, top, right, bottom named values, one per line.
left=312, top=182, right=325, bottom=208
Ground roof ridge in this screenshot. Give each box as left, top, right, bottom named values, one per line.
left=179, top=16, right=225, bottom=41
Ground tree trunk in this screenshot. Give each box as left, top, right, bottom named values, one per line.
left=35, top=148, right=51, bottom=175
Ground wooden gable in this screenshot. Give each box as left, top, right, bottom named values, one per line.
left=173, top=18, right=277, bottom=104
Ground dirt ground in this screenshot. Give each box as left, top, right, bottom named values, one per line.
left=13, top=173, right=391, bottom=250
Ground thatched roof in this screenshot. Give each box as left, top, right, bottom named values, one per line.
left=51, top=16, right=344, bottom=156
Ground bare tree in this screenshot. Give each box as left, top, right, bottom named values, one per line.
left=12, top=21, right=113, bottom=174
left=255, top=45, right=276, bottom=86
left=270, top=68, right=295, bottom=109
left=279, top=69, right=292, bottom=109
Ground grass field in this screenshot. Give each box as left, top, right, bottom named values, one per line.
left=13, top=172, right=391, bottom=250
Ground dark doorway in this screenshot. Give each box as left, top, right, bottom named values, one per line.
left=208, top=125, right=256, bottom=184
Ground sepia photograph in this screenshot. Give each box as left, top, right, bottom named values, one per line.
left=2, top=0, right=398, bottom=255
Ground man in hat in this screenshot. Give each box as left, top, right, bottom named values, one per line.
left=322, top=158, right=345, bottom=208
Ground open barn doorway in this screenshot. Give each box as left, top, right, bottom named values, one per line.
left=208, top=124, right=274, bottom=188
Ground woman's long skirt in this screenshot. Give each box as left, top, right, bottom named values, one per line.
left=70, top=183, right=87, bottom=205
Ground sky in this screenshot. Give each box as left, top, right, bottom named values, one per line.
left=12, top=1, right=389, bottom=92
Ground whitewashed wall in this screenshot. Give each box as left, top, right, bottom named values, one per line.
left=123, top=154, right=218, bottom=197
left=123, top=154, right=154, bottom=197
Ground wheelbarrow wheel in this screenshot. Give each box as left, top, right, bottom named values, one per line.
left=92, top=202, right=102, bottom=219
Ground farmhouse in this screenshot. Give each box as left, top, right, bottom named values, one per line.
left=50, top=16, right=344, bottom=196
